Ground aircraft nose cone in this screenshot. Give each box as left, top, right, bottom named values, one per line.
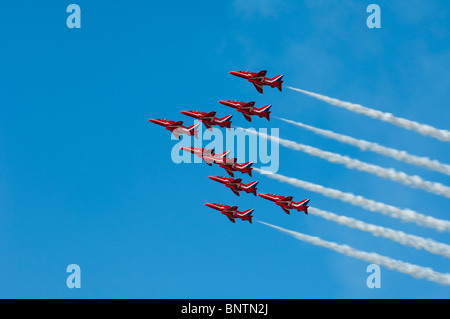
left=180, top=111, right=188, bottom=115
left=148, top=119, right=157, bottom=124
left=204, top=203, right=214, bottom=209
left=208, top=176, right=220, bottom=182
left=229, top=71, right=238, bottom=76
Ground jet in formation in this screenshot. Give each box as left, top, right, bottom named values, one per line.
left=148, top=119, right=200, bottom=139
left=180, top=146, right=233, bottom=166
left=180, top=110, right=233, bottom=131
left=205, top=203, right=254, bottom=223
left=180, top=147, right=252, bottom=177
left=218, top=160, right=253, bottom=177
left=208, top=176, right=258, bottom=196
left=229, top=70, right=283, bottom=94
left=218, top=100, right=271, bottom=122
left=150, top=70, right=312, bottom=225
left=258, top=194, right=310, bottom=215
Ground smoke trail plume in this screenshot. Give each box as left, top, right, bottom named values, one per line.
left=286, top=86, right=450, bottom=142
left=258, top=221, right=450, bottom=286
left=241, top=128, right=450, bottom=199
left=308, top=207, right=450, bottom=258
left=253, top=168, right=450, bottom=232
left=278, top=118, right=450, bottom=176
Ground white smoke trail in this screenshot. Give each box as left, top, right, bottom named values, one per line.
left=241, top=128, right=450, bottom=199
left=278, top=118, right=450, bottom=176
left=257, top=221, right=450, bottom=286
left=286, top=86, right=450, bottom=142
left=308, top=207, right=450, bottom=258
left=253, top=168, right=450, bottom=232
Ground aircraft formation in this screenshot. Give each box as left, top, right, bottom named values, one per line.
left=148, top=70, right=309, bottom=224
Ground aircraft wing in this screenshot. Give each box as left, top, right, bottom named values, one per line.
left=252, top=70, right=267, bottom=81
left=279, top=196, right=293, bottom=203
left=252, top=83, right=264, bottom=94
left=223, top=206, right=238, bottom=214
left=242, top=113, right=252, bottom=122
left=224, top=168, right=235, bottom=177
left=203, top=157, right=214, bottom=166
left=226, top=215, right=236, bottom=223
left=227, top=156, right=237, bottom=164
left=171, top=129, right=181, bottom=139
left=240, top=101, right=255, bottom=111
left=281, top=206, right=291, bottom=214
left=229, top=178, right=242, bottom=185
left=202, top=111, right=216, bottom=122
left=203, top=121, right=214, bottom=131
left=167, top=121, right=183, bottom=129
left=230, top=188, right=240, bottom=196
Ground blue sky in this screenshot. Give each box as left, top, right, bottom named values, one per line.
left=0, top=1, right=449, bottom=298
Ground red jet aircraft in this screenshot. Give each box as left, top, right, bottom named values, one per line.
left=258, top=193, right=310, bottom=215
left=218, top=160, right=253, bottom=177
left=179, top=146, right=215, bottom=157
left=180, top=110, right=233, bottom=131
left=180, top=147, right=251, bottom=176
left=229, top=70, right=283, bottom=94
left=148, top=119, right=200, bottom=139
left=208, top=176, right=258, bottom=196
left=180, top=146, right=233, bottom=166
left=205, top=203, right=254, bottom=224
left=218, top=100, right=271, bottom=122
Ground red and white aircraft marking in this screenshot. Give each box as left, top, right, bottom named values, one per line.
left=179, top=147, right=251, bottom=176
left=180, top=146, right=233, bottom=166
left=218, top=160, right=253, bottom=177
left=218, top=100, right=271, bottom=122
left=179, top=146, right=215, bottom=157
left=180, top=110, right=233, bottom=131
left=258, top=193, right=310, bottom=215
left=205, top=203, right=254, bottom=224
left=148, top=119, right=200, bottom=139
left=208, top=176, right=258, bottom=196
left=229, top=70, right=283, bottom=94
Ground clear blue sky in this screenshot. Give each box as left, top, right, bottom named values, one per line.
left=1, top=1, right=449, bottom=298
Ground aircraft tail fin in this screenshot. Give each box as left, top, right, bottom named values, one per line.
left=243, top=181, right=258, bottom=195
left=242, top=181, right=259, bottom=196
left=254, top=104, right=271, bottom=121
left=271, top=75, right=283, bottom=82
left=254, top=104, right=271, bottom=112
left=245, top=161, right=253, bottom=177
left=293, top=199, right=309, bottom=214
left=299, top=199, right=310, bottom=206
left=241, top=209, right=254, bottom=223
left=217, top=115, right=233, bottom=128
left=237, top=161, right=253, bottom=176
left=242, top=161, right=253, bottom=168
left=269, top=75, right=283, bottom=91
